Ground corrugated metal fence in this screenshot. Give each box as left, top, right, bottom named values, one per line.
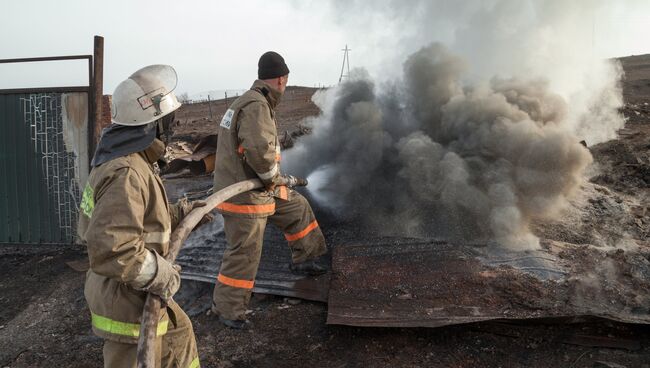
left=0, top=90, right=89, bottom=244
left=0, top=51, right=98, bottom=246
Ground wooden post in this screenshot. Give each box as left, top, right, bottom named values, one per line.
left=92, top=35, right=104, bottom=150
left=207, top=95, right=213, bottom=120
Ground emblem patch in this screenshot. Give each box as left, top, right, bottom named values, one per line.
left=220, top=109, right=235, bottom=129
left=80, top=183, right=95, bottom=218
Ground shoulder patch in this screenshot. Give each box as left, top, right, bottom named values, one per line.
left=220, top=109, right=235, bottom=129
left=80, top=182, right=95, bottom=218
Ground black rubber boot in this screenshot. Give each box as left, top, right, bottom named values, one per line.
left=290, top=259, right=327, bottom=276
left=218, top=316, right=252, bottom=330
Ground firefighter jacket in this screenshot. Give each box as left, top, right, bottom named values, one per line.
left=78, top=139, right=184, bottom=344
left=213, top=80, right=287, bottom=218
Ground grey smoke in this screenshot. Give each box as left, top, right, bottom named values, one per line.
left=285, top=44, right=595, bottom=249
left=322, top=0, right=627, bottom=146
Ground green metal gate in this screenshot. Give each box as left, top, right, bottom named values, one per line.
left=0, top=54, right=95, bottom=245
left=0, top=90, right=89, bottom=244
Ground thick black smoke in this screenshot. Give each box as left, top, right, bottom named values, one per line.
left=284, top=44, right=593, bottom=249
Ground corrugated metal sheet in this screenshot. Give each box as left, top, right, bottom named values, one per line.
left=163, top=172, right=650, bottom=328
left=176, top=216, right=330, bottom=302
left=0, top=92, right=86, bottom=244
left=165, top=175, right=330, bottom=302
left=327, top=238, right=650, bottom=327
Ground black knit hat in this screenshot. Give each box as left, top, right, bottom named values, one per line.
left=258, top=51, right=290, bottom=79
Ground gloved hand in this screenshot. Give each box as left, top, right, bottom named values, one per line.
left=265, top=183, right=277, bottom=192
left=140, top=251, right=181, bottom=303
left=179, top=198, right=214, bottom=226
left=280, top=175, right=308, bottom=187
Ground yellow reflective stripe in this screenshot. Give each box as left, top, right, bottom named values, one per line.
left=91, top=312, right=168, bottom=337
left=143, top=231, right=170, bottom=244
left=189, top=357, right=200, bottom=368
left=157, top=320, right=169, bottom=336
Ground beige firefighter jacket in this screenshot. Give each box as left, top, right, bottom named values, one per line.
left=213, top=80, right=287, bottom=218
left=78, top=139, right=184, bottom=344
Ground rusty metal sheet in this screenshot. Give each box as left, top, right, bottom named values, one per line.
left=164, top=176, right=329, bottom=302
left=327, top=238, right=650, bottom=327
left=175, top=217, right=329, bottom=302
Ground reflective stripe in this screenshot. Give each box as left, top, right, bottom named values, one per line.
left=132, top=250, right=157, bottom=288
left=285, top=220, right=319, bottom=242
left=257, top=163, right=278, bottom=180
left=217, top=273, right=254, bottom=289
left=143, top=231, right=170, bottom=244
left=216, top=202, right=275, bottom=214
left=91, top=312, right=168, bottom=337
left=189, top=357, right=200, bottom=368
left=276, top=153, right=281, bottom=162
left=237, top=145, right=245, bottom=154
left=278, top=185, right=288, bottom=200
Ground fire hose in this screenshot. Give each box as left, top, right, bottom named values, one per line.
left=136, top=176, right=307, bottom=367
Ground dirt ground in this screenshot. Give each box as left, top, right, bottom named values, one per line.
left=173, top=86, right=321, bottom=144
left=2, top=247, right=650, bottom=368
left=1, top=58, right=649, bottom=367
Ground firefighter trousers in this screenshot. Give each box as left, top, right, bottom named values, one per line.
left=102, top=302, right=200, bottom=368
left=212, top=191, right=327, bottom=321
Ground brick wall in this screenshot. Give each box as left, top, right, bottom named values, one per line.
left=95, top=94, right=112, bottom=144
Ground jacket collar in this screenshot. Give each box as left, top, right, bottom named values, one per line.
left=251, top=79, right=282, bottom=110
left=141, top=138, right=166, bottom=165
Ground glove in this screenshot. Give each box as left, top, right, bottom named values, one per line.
left=179, top=198, right=214, bottom=226
left=281, top=175, right=308, bottom=187
left=265, top=183, right=277, bottom=192
left=140, top=251, right=181, bottom=303
left=188, top=200, right=214, bottom=226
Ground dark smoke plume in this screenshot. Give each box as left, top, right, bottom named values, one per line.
left=285, top=44, right=594, bottom=250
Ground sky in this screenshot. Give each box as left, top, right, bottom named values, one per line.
left=0, top=0, right=649, bottom=96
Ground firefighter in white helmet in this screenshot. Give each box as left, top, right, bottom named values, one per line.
left=78, top=65, right=206, bottom=367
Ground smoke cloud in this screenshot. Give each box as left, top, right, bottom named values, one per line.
left=283, top=0, right=627, bottom=250
left=322, top=0, right=628, bottom=145
left=285, top=43, right=600, bottom=250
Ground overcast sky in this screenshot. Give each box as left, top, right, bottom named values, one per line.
left=0, top=0, right=649, bottom=96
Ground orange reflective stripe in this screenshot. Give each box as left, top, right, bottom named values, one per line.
left=217, top=273, right=254, bottom=289
left=278, top=185, right=288, bottom=200
left=216, top=202, right=275, bottom=214
left=276, top=153, right=281, bottom=162
left=285, top=220, right=319, bottom=242
left=237, top=145, right=245, bottom=154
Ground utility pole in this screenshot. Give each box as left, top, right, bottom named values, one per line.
left=339, top=44, right=351, bottom=84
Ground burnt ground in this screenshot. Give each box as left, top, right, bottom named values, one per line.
left=2, top=247, right=650, bottom=368
left=1, top=59, right=650, bottom=367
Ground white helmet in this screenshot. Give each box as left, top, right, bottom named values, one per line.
left=111, top=64, right=182, bottom=126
